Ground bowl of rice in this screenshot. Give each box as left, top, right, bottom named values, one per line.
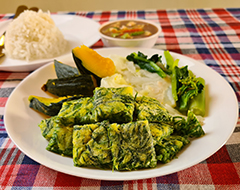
left=4, top=9, right=68, bottom=62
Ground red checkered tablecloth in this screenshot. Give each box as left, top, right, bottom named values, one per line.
left=0, top=8, right=240, bottom=189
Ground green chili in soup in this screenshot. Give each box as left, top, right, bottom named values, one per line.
left=100, top=20, right=159, bottom=39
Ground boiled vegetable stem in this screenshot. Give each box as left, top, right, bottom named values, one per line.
left=189, top=77, right=206, bottom=116
left=130, top=52, right=166, bottom=78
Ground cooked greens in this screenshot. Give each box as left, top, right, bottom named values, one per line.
left=149, top=123, right=174, bottom=145
left=109, top=120, right=157, bottom=171
left=126, top=50, right=206, bottom=116
left=46, top=122, right=73, bottom=157
left=35, top=86, right=205, bottom=171
left=126, top=51, right=166, bottom=78
left=155, top=135, right=190, bottom=163
left=73, top=121, right=112, bottom=169
left=93, top=87, right=135, bottom=123
left=58, top=97, right=95, bottom=125
left=135, top=96, right=172, bottom=124
left=38, top=116, right=60, bottom=141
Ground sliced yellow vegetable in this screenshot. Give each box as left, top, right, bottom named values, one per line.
left=72, top=45, right=115, bottom=78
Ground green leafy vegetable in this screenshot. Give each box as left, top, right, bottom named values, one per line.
left=189, top=77, right=206, bottom=117
left=128, top=50, right=206, bottom=116
left=126, top=52, right=166, bottom=78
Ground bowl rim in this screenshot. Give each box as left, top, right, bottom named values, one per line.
left=98, top=18, right=161, bottom=42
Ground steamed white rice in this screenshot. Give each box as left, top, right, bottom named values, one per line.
left=4, top=10, right=67, bottom=61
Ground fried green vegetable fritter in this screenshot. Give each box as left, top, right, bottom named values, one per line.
left=57, top=97, right=95, bottom=125
left=155, top=135, right=190, bottom=163
left=93, top=87, right=135, bottom=123
left=135, top=96, right=173, bottom=124
left=46, top=123, right=73, bottom=157
left=108, top=120, right=157, bottom=171
left=149, top=123, right=174, bottom=145
left=73, top=121, right=112, bottom=169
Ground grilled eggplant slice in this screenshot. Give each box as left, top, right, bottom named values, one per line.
left=73, top=121, right=112, bottom=169
left=92, top=87, right=135, bottom=123
left=108, top=120, right=157, bottom=171
left=28, top=95, right=82, bottom=116
left=135, top=96, right=173, bottom=124
left=72, top=45, right=115, bottom=86
left=54, top=59, right=79, bottom=79
left=41, top=75, right=97, bottom=97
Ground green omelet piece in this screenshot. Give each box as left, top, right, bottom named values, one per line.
left=135, top=96, right=173, bottom=124
left=92, top=87, right=135, bottom=123
left=57, top=97, right=95, bottom=125
left=46, top=123, right=73, bottom=157
left=108, top=120, right=157, bottom=171
left=73, top=121, right=112, bottom=169
left=38, top=116, right=60, bottom=141
left=172, top=110, right=205, bottom=138
left=149, top=123, right=174, bottom=145
left=155, top=135, right=190, bottom=163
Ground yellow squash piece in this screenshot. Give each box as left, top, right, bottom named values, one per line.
left=72, top=45, right=115, bottom=78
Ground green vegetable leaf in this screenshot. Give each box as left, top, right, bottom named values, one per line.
left=126, top=52, right=166, bottom=78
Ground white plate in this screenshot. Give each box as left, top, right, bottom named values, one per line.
left=4, top=48, right=238, bottom=181
left=0, top=14, right=100, bottom=72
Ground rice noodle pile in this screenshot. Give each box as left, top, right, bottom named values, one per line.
left=4, top=10, right=67, bottom=61
left=101, top=54, right=175, bottom=107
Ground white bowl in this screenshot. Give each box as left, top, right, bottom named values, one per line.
left=99, top=19, right=161, bottom=48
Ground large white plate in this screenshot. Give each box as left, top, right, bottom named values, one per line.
left=0, top=14, right=100, bottom=72
left=4, top=48, right=238, bottom=181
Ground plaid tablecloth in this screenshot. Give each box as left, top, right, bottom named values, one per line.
left=1, top=8, right=240, bottom=189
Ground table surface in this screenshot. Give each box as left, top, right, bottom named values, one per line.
left=0, top=8, right=240, bottom=189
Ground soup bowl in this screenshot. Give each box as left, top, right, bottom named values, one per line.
left=99, top=19, right=161, bottom=48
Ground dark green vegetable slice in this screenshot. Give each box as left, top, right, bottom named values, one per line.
left=108, top=120, right=157, bottom=171
left=54, top=59, right=79, bottom=79
left=28, top=95, right=82, bottom=116
left=135, top=96, right=172, bottom=124
left=46, top=123, right=73, bottom=157
left=41, top=75, right=97, bottom=97
left=92, top=87, right=135, bottom=123
left=155, top=135, right=190, bottom=163
left=73, top=121, right=112, bottom=169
